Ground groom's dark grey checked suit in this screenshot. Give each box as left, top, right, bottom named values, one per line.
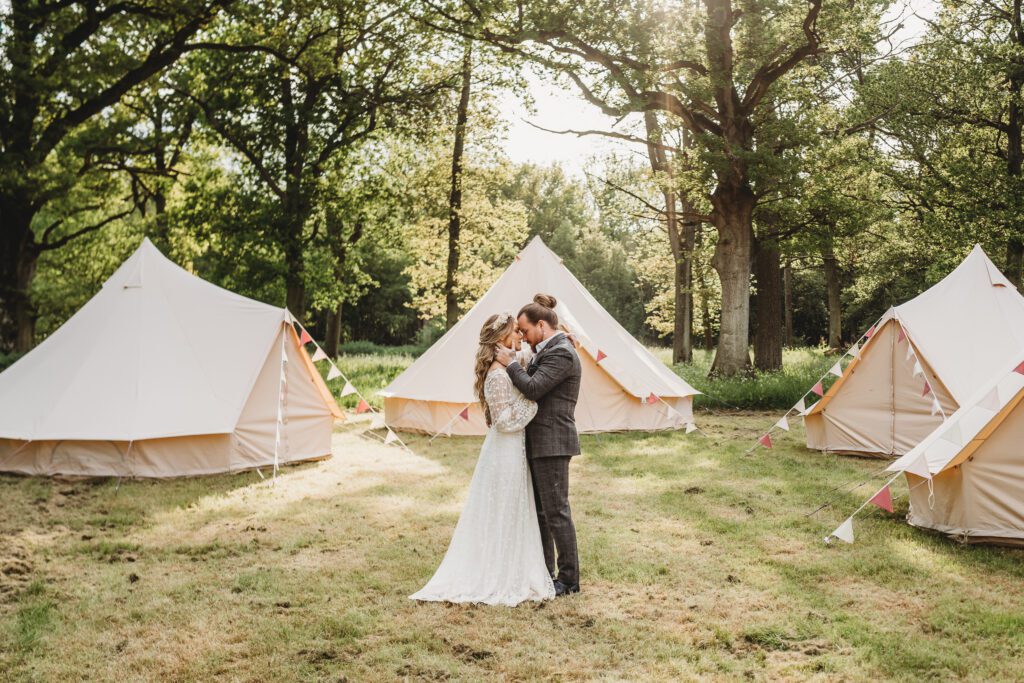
left=506, top=332, right=581, bottom=587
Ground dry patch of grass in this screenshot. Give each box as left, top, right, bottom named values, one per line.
left=2, top=414, right=1024, bottom=681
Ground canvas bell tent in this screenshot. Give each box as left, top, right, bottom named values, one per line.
left=886, top=356, right=1024, bottom=545
left=382, top=236, right=699, bottom=436
left=0, top=238, right=342, bottom=478
left=805, top=245, right=1024, bottom=457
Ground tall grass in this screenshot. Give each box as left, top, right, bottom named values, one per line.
left=326, top=345, right=836, bottom=412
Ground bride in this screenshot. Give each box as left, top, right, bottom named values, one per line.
left=410, top=312, right=555, bottom=606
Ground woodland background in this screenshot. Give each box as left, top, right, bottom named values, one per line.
left=2, top=0, right=1022, bottom=381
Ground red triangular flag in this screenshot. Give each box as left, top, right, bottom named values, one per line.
left=459, top=406, right=470, bottom=421
left=1014, top=361, right=1024, bottom=375
left=811, top=382, right=824, bottom=397
left=646, top=392, right=658, bottom=404
left=758, top=433, right=773, bottom=449
left=897, top=328, right=907, bottom=343
left=596, top=350, right=607, bottom=363
left=868, top=485, right=894, bottom=513
left=865, top=325, right=876, bottom=339
left=922, top=381, right=931, bottom=397
left=355, top=399, right=370, bottom=414
left=299, top=329, right=313, bottom=345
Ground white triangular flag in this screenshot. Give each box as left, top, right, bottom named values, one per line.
left=931, top=396, right=941, bottom=416
left=903, top=452, right=932, bottom=479
left=939, top=422, right=962, bottom=446
left=776, top=415, right=790, bottom=431
left=340, top=380, right=356, bottom=396
left=849, top=342, right=860, bottom=359
left=282, top=346, right=289, bottom=363
left=978, top=386, right=1001, bottom=411
left=793, top=397, right=806, bottom=414
left=685, top=422, right=698, bottom=434
left=829, top=362, right=843, bottom=378
left=370, top=413, right=386, bottom=429
left=311, top=347, right=328, bottom=362
left=831, top=517, right=855, bottom=544
left=280, top=366, right=287, bottom=382
left=384, top=429, right=398, bottom=445
left=327, top=365, right=342, bottom=381
left=912, top=360, right=923, bottom=377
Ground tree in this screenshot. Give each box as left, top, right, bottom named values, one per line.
left=183, top=0, right=445, bottom=319
left=0, top=0, right=232, bottom=351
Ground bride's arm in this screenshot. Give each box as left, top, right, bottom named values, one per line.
left=487, top=374, right=538, bottom=432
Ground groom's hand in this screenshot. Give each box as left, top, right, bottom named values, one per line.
left=495, top=345, right=516, bottom=367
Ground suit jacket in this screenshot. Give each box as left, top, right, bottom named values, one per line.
left=506, top=333, right=582, bottom=458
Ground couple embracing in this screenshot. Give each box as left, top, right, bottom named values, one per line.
left=411, top=294, right=582, bottom=606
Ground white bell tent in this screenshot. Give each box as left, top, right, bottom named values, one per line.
left=0, top=238, right=341, bottom=478
left=381, top=236, right=699, bottom=436
left=886, top=355, right=1024, bottom=546
left=805, top=245, right=1024, bottom=457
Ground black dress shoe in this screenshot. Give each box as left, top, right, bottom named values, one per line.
left=553, top=580, right=580, bottom=596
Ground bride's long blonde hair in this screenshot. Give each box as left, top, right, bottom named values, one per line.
left=474, top=312, right=516, bottom=427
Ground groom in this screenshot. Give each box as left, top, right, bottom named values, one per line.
left=496, top=294, right=582, bottom=596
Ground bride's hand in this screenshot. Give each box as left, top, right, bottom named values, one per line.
left=495, top=344, right=516, bottom=367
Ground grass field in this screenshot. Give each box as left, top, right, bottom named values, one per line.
left=2, top=347, right=1022, bottom=681
left=2, top=408, right=1024, bottom=681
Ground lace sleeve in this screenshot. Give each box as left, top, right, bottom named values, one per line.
left=485, top=373, right=538, bottom=432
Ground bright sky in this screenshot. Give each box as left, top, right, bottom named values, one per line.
left=499, top=0, right=937, bottom=178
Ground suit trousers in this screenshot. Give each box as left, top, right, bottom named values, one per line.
left=528, top=456, right=579, bottom=586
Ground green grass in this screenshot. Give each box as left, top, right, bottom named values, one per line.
left=1, top=410, right=1023, bottom=681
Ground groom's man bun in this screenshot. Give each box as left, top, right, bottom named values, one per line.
left=518, top=293, right=559, bottom=328
left=533, top=293, right=557, bottom=309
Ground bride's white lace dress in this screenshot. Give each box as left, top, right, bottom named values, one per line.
left=410, top=369, right=555, bottom=606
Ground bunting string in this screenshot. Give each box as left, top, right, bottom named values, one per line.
left=293, top=321, right=419, bottom=459
left=747, top=311, right=919, bottom=452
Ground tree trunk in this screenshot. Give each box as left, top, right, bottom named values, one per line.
left=0, top=194, right=38, bottom=353
left=708, top=183, right=755, bottom=376
left=444, top=39, right=473, bottom=330
left=822, top=241, right=842, bottom=350
left=695, top=223, right=714, bottom=351
left=1008, top=238, right=1024, bottom=289
left=752, top=239, right=783, bottom=372
left=783, top=259, right=794, bottom=347
left=325, top=302, right=343, bottom=358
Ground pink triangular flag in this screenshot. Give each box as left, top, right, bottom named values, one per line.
left=647, top=392, right=658, bottom=404
left=869, top=486, right=894, bottom=513
left=384, top=429, right=398, bottom=445
left=979, top=386, right=1001, bottom=411
left=758, top=433, right=773, bottom=449
left=596, top=350, right=607, bottom=363
left=776, top=415, right=790, bottom=432
left=355, top=399, right=370, bottom=414
left=339, top=380, right=356, bottom=396
left=299, top=329, right=313, bottom=345
left=897, top=327, right=907, bottom=343
left=327, top=365, right=342, bottom=381
left=811, top=382, right=824, bottom=397
left=865, top=325, right=876, bottom=339
left=311, top=347, right=328, bottom=362
left=922, top=381, right=931, bottom=397
left=829, top=362, right=843, bottom=378
left=459, top=406, right=470, bottom=421
left=903, top=452, right=931, bottom=479
left=1015, top=361, right=1024, bottom=375
left=514, top=254, right=521, bottom=262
